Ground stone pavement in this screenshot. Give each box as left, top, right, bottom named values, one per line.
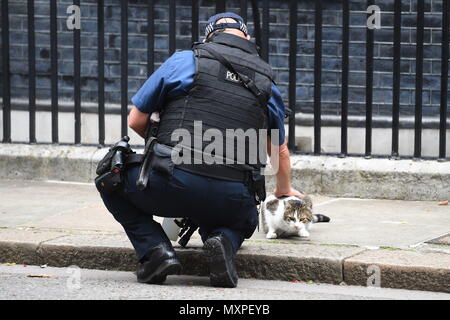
left=0, top=179, right=449, bottom=293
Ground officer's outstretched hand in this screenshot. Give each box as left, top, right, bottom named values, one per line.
left=274, top=187, right=305, bottom=198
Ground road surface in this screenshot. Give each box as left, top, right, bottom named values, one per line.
left=0, top=264, right=449, bottom=300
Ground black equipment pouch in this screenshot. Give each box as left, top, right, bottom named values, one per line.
left=248, top=170, right=266, bottom=204
left=95, top=171, right=122, bottom=194
left=136, top=141, right=176, bottom=191
left=152, top=143, right=175, bottom=176
left=96, top=136, right=132, bottom=175
left=96, top=148, right=116, bottom=176
left=95, top=136, right=138, bottom=194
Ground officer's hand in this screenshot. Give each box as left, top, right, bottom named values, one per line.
left=274, top=187, right=305, bottom=198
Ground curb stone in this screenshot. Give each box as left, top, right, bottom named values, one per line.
left=1, top=236, right=449, bottom=293
left=343, top=249, right=450, bottom=293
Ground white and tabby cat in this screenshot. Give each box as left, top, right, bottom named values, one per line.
left=260, top=194, right=330, bottom=239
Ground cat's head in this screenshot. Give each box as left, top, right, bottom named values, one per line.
left=283, top=196, right=313, bottom=229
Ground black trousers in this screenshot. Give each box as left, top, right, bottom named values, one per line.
left=99, top=166, right=259, bottom=261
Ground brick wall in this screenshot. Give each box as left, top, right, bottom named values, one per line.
left=1, top=0, right=449, bottom=118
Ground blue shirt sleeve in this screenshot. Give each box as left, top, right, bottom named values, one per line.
left=267, top=83, right=286, bottom=146
left=131, top=50, right=196, bottom=114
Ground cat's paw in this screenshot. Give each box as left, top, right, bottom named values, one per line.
left=298, top=229, right=310, bottom=238
left=266, top=231, right=278, bottom=239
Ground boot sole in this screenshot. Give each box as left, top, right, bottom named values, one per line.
left=138, top=258, right=182, bottom=284
left=203, top=238, right=238, bottom=288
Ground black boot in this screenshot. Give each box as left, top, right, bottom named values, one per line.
left=203, top=233, right=238, bottom=288
left=137, top=242, right=182, bottom=284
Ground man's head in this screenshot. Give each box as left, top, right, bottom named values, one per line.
left=204, top=12, right=250, bottom=40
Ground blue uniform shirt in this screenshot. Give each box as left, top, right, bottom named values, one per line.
left=131, top=50, right=286, bottom=145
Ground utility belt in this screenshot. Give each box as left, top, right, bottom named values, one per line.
left=95, top=136, right=266, bottom=204
left=136, top=136, right=266, bottom=204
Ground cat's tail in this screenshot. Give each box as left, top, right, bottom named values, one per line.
left=313, top=214, right=331, bottom=223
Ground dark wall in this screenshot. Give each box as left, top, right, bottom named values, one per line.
left=1, top=0, right=449, bottom=118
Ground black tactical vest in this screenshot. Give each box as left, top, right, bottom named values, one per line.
left=157, top=33, right=273, bottom=182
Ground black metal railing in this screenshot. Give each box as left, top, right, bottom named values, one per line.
left=0, top=0, right=449, bottom=161
left=441, top=0, right=450, bottom=160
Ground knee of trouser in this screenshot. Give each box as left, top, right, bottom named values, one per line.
left=242, top=210, right=259, bottom=239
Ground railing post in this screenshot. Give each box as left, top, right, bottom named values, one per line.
left=365, top=0, right=375, bottom=158
left=438, top=0, right=449, bottom=161
left=414, top=0, right=425, bottom=160
left=250, top=0, right=262, bottom=53
left=240, top=0, right=248, bottom=22
left=287, top=0, right=297, bottom=152
left=339, top=0, right=350, bottom=158
left=27, top=0, right=36, bottom=144
left=216, top=0, right=226, bottom=13
left=98, top=0, right=105, bottom=146
left=313, top=0, right=322, bottom=155
left=1, top=0, right=11, bottom=143
left=50, top=0, right=59, bottom=143
left=169, top=0, right=176, bottom=55
left=147, top=0, right=155, bottom=76
left=391, top=0, right=402, bottom=159
left=191, top=0, right=199, bottom=43
left=261, top=0, right=269, bottom=62
left=121, top=0, right=128, bottom=137
left=74, top=0, right=81, bottom=144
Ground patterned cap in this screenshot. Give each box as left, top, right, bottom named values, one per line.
left=205, top=12, right=249, bottom=38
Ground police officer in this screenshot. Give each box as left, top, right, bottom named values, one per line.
left=99, top=12, right=303, bottom=288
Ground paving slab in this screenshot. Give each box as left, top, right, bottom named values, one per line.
left=0, top=228, right=66, bottom=244
left=0, top=180, right=100, bottom=227
left=42, top=233, right=134, bottom=249
left=23, top=204, right=124, bottom=233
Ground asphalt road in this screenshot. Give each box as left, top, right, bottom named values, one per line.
left=0, top=265, right=449, bottom=300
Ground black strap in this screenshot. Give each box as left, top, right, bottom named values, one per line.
left=144, top=115, right=161, bottom=145
left=176, top=163, right=249, bottom=183
left=126, top=153, right=143, bottom=165
left=200, top=45, right=267, bottom=108
left=136, top=137, right=158, bottom=190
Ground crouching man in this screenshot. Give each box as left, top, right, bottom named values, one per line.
left=98, top=12, right=302, bottom=288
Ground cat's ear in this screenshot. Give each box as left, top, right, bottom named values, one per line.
left=300, top=195, right=313, bottom=209
left=266, top=199, right=279, bottom=212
